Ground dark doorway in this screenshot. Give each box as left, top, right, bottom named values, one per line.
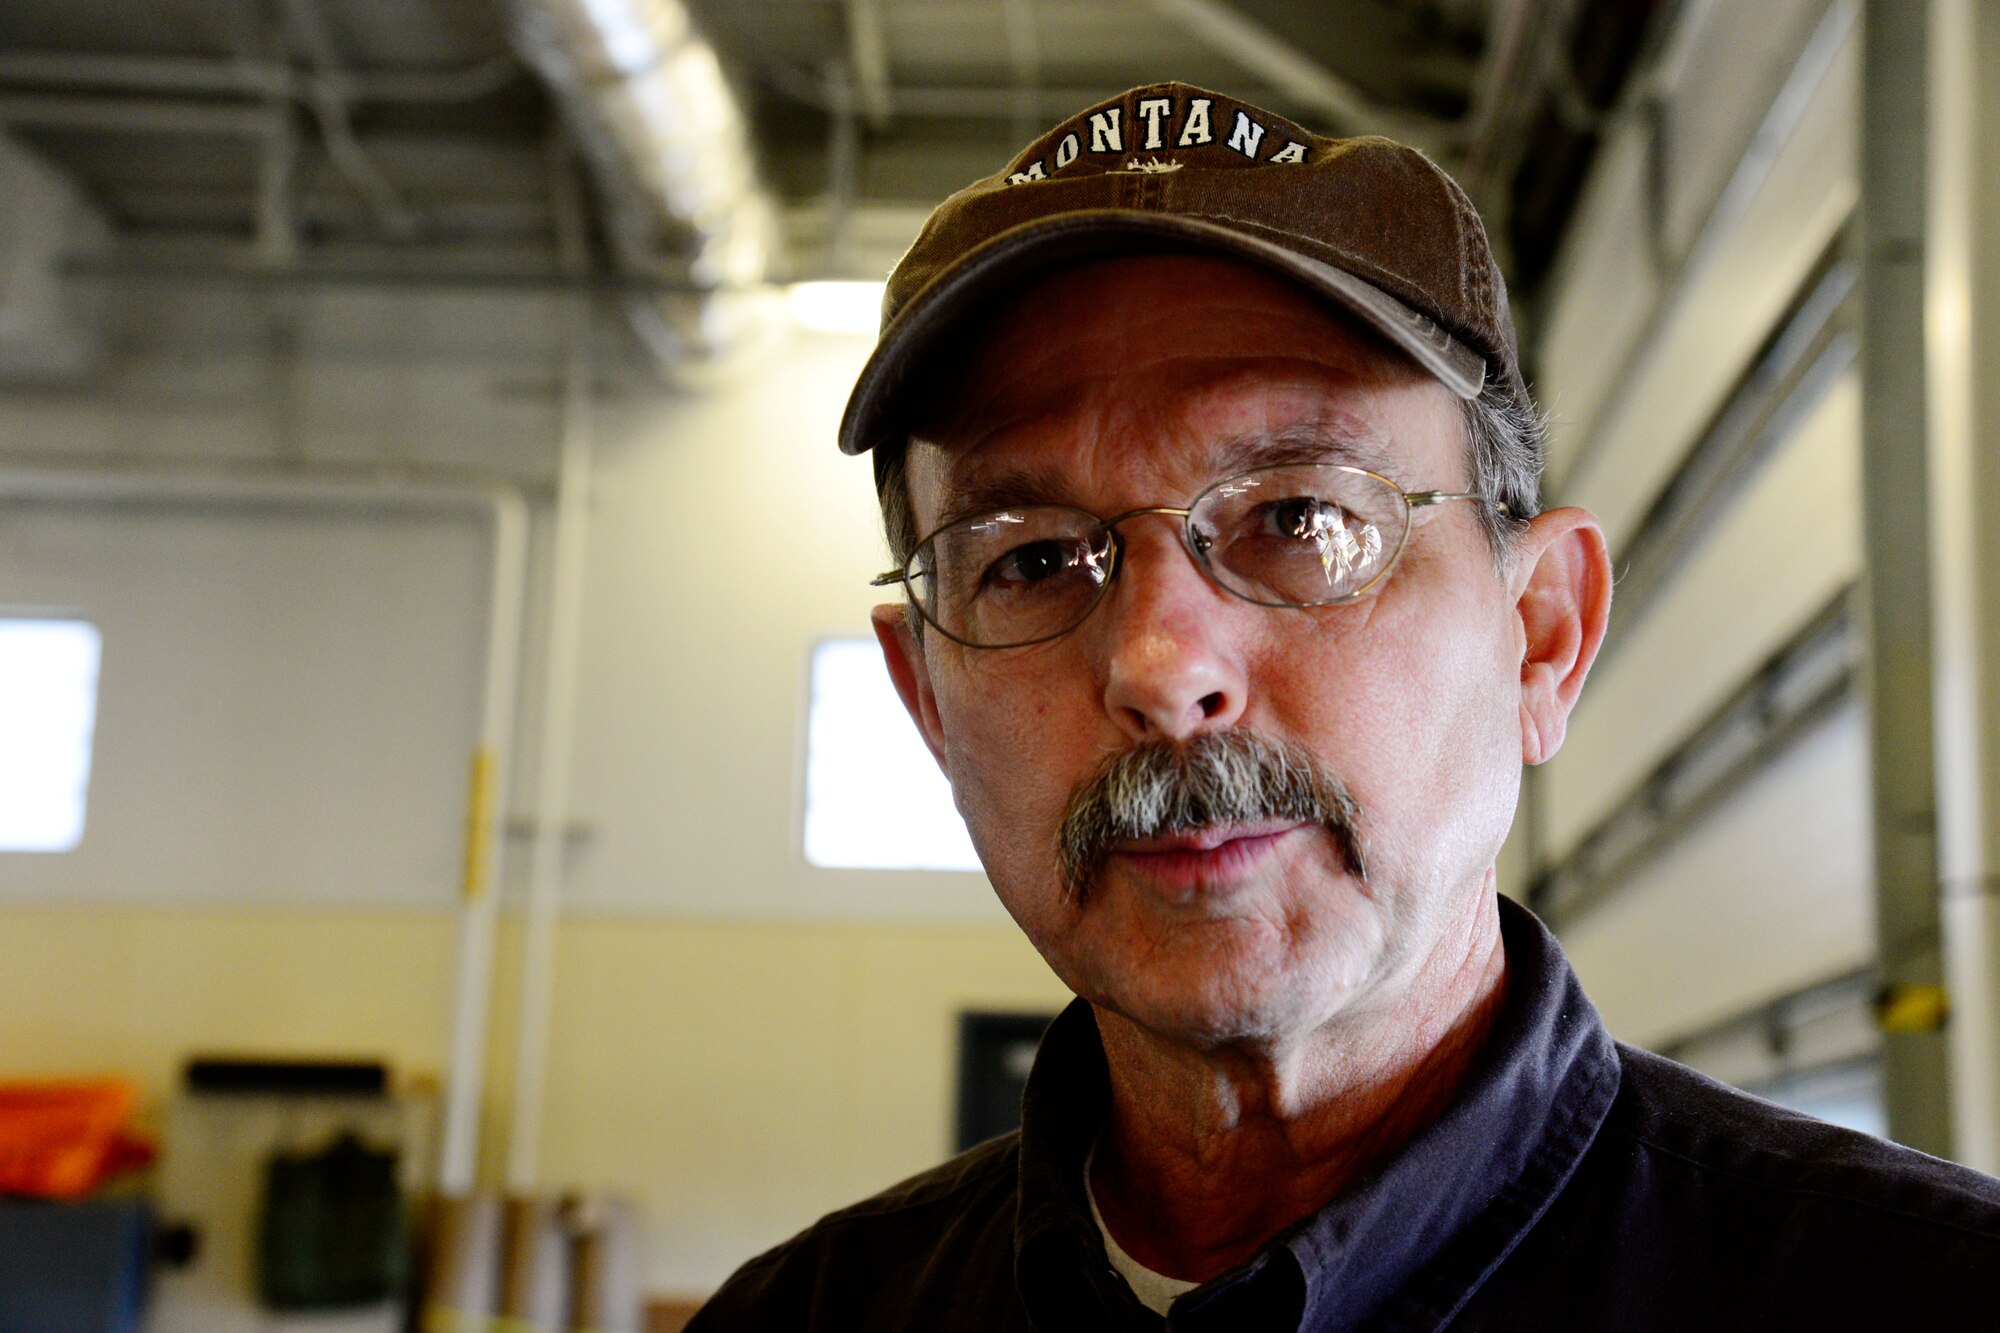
left=955, top=1011, right=1061, bottom=1152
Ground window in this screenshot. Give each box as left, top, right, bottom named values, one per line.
left=0, top=617, right=103, bottom=852
left=1754, top=1061, right=1886, bottom=1138
left=803, top=638, right=981, bottom=872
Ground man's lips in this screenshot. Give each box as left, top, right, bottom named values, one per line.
left=1106, top=821, right=1307, bottom=890
left=1114, top=821, right=1304, bottom=854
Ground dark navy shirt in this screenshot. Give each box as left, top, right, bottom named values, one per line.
left=689, top=899, right=2000, bottom=1330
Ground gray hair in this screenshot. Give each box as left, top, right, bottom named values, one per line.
left=1461, top=373, right=1544, bottom=565
left=875, top=373, right=1544, bottom=572
left=1054, top=730, right=1366, bottom=901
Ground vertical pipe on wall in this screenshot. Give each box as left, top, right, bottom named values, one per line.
left=440, top=490, right=529, bottom=1194
left=1927, top=0, right=2000, bottom=1173
left=506, top=144, right=595, bottom=1192
left=1857, top=0, right=1953, bottom=1156
left=1859, top=0, right=2000, bottom=1168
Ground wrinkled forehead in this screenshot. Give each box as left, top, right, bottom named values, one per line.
left=908, top=392, right=1409, bottom=526
left=899, top=256, right=1460, bottom=524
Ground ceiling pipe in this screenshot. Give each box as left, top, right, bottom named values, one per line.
left=276, top=0, right=420, bottom=239
left=842, top=0, right=894, bottom=131
left=0, top=92, right=285, bottom=137
left=0, top=50, right=518, bottom=103
left=1461, top=0, right=1547, bottom=198
left=508, top=0, right=781, bottom=361
left=1143, top=0, right=1452, bottom=150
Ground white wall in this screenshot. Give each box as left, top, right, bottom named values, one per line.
left=569, top=332, right=1003, bottom=922
left=0, top=495, right=489, bottom=907
left=1560, top=704, right=1876, bottom=1047
left=1531, top=0, right=1872, bottom=1047
left=0, top=278, right=1000, bottom=923
left=1543, top=376, right=1862, bottom=862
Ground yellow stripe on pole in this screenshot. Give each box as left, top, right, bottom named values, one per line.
left=1874, top=983, right=1950, bottom=1033
left=462, top=746, right=497, bottom=902
left=421, top=1305, right=497, bottom=1333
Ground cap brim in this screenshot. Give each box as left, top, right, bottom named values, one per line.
left=838, top=209, right=1488, bottom=456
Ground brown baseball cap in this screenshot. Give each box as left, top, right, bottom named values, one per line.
left=837, top=80, right=1524, bottom=459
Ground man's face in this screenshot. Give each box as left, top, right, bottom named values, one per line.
left=876, top=255, right=1538, bottom=1051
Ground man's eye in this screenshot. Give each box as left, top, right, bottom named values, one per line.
left=987, top=540, right=1080, bottom=587
left=1260, top=496, right=1336, bottom=539
left=1238, top=495, right=1382, bottom=585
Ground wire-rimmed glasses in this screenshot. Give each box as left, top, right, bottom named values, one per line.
left=870, top=462, right=1504, bottom=649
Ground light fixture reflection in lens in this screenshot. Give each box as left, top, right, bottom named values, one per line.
left=786, top=281, right=886, bottom=335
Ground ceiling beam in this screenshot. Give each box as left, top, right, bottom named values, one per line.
left=0, top=92, right=285, bottom=137
left=766, top=72, right=1336, bottom=122
left=276, top=0, right=418, bottom=238
left=1001, top=0, right=1042, bottom=141
left=1142, top=0, right=1448, bottom=148
left=1462, top=0, right=1584, bottom=203
left=0, top=50, right=516, bottom=104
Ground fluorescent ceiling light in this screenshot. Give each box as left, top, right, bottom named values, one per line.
left=786, top=281, right=886, bottom=336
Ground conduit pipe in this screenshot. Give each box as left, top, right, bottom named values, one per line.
left=505, top=265, right=594, bottom=1195
left=1857, top=0, right=1951, bottom=1158
left=1144, top=0, right=1447, bottom=149
left=444, top=490, right=529, bottom=1195
left=0, top=464, right=525, bottom=522
left=501, top=139, right=594, bottom=1194
left=1924, top=0, right=2000, bottom=1174
left=509, top=0, right=780, bottom=361
left=0, top=465, right=526, bottom=1192
left=0, top=50, right=518, bottom=104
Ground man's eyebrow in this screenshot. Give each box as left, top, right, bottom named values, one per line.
left=933, top=469, right=1076, bottom=530
left=1211, top=423, right=1401, bottom=478
left=929, top=422, right=1403, bottom=531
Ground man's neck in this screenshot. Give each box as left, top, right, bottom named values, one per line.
left=1086, top=894, right=1509, bottom=1284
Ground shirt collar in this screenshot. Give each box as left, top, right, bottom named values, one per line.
left=1012, top=897, right=1623, bottom=1331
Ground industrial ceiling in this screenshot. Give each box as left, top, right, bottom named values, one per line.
left=0, top=0, right=1665, bottom=355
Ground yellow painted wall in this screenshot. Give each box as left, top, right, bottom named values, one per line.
left=0, top=904, right=1071, bottom=1297
left=0, top=905, right=458, bottom=1090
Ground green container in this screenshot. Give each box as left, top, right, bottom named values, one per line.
left=257, top=1132, right=409, bottom=1310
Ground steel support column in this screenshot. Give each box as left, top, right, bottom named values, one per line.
left=1857, top=0, right=1951, bottom=1156
left=1927, top=0, right=2000, bottom=1172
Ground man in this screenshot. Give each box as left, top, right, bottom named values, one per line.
left=691, top=83, right=2000, bottom=1330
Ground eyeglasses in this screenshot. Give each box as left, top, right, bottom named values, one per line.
left=870, top=462, right=1505, bottom=649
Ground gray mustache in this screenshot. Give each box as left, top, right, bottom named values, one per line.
left=1055, top=731, right=1367, bottom=901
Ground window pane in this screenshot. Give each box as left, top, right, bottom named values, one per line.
left=803, top=638, right=981, bottom=872
left=1756, top=1061, right=1886, bottom=1138
left=0, top=618, right=103, bottom=853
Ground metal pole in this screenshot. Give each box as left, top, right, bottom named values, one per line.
left=1858, top=0, right=1952, bottom=1156
left=1926, top=0, right=2000, bottom=1172
left=503, top=293, right=590, bottom=1194
left=442, top=491, right=530, bottom=1195
left=505, top=141, right=595, bottom=1192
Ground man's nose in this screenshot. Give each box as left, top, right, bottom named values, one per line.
left=1095, top=523, right=1249, bottom=743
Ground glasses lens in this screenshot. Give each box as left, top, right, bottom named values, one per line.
left=1192, top=465, right=1406, bottom=606
left=913, top=508, right=1112, bottom=646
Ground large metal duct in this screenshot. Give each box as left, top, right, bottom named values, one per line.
left=510, top=0, right=781, bottom=359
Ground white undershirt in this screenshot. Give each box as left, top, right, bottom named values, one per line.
left=1084, top=1135, right=1201, bottom=1316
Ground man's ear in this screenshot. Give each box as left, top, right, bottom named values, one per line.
left=872, top=602, right=950, bottom=772
left=1511, top=506, right=1612, bottom=767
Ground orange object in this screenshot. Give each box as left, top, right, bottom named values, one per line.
left=0, top=1078, right=151, bottom=1199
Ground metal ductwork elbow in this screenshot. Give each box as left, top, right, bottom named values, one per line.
left=511, top=0, right=782, bottom=361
